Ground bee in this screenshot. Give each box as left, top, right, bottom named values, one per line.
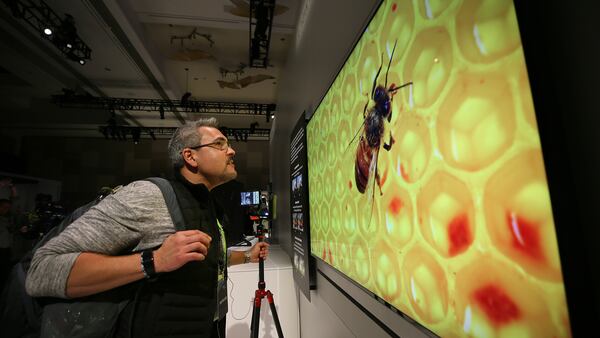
left=349, top=40, right=412, bottom=198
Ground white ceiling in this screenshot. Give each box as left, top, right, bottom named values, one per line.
left=0, top=0, right=299, bottom=136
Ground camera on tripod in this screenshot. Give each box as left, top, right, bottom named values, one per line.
left=240, top=190, right=271, bottom=237
left=240, top=190, right=284, bottom=337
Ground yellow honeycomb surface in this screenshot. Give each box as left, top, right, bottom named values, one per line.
left=306, top=0, right=571, bottom=337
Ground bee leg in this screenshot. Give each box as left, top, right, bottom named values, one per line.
left=383, top=134, right=395, bottom=151
left=387, top=108, right=392, bottom=123
left=363, top=99, right=369, bottom=118
left=375, top=166, right=383, bottom=196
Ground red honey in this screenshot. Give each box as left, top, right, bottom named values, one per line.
left=417, top=171, right=475, bottom=257
left=455, top=255, right=557, bottom=337
left=484, top=150, right=562, bottom=282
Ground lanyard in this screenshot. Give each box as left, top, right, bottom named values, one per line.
left=216, top=219, right=226, bottom=281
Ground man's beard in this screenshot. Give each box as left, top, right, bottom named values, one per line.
left=222, top=159, right=237, bottom=182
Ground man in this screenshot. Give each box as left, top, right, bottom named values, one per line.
left=26, top=118, right=269, bottom=338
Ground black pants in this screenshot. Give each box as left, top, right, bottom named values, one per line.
left=211, top=317, right=226, bottom=338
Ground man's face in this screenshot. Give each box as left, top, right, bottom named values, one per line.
left=192, top=127, right=237, bottom=187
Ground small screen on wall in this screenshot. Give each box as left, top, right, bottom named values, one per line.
left=306, top=0, right=571, bottom=336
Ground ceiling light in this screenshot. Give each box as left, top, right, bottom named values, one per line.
left=43, top=28, right=52, bottom=35
left=79, top=59, right=85, bottom=65
left=66, top=43, right=72, bottom=49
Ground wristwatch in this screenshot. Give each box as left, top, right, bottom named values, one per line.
left=244, top=250, right=251, bottom=264
left=141, top=250, right=156, bottom=278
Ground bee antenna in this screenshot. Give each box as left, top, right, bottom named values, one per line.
left=371, top=55, right=383, bottom=99
left=385, top=40, right=398, bottom=88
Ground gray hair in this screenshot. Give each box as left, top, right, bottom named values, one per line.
left=168, top=117, right=219, bottom=168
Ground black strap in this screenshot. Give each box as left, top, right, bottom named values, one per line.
left=144, top=177, right=185, bottom=231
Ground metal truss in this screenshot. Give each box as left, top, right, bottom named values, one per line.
left=249, top=0, right=275, bottom=68
left=3, top=0, right=92, bottom=63
left=53, top=95, right=276, bottom=117
left=98, top=126, right=270, bottom=141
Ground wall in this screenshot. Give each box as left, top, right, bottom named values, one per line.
left=271, top=0, right=600, bottom=337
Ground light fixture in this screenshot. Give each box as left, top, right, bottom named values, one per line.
left=7, top=2, right=92, bottom=64
left=79, top=59, right=85, bottom=65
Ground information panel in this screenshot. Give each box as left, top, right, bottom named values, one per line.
left=290, top=113, right=316, bottom=299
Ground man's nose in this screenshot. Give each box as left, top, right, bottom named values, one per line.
left=227, top=146, right=236, bottom=156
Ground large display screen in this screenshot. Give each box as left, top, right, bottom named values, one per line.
left=306, top=0, right=571, bottom=336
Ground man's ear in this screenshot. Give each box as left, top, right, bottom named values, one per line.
left=181, top=149, right=198, bottom=167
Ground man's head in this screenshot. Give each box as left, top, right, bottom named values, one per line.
left=0, top=199, right=11, bottom=216
left=168, top=118, right=237, bottom=190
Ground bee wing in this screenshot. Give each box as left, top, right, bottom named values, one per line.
left=363, top=149, right=379, bottom=230
left=345, top=119, right=366, bottom=154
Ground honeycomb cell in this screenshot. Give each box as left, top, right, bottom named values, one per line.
left=326, top=237, right=337, bottom=266
left=338, top=241, right=352, bottom=273
left=319, top=201, right=330, bottom=238
left=403, top=245, right=448, bottom=324
left=455, top=255, right=558, bottom=337
left=484, top=150, right=563, bottom=282
left=380, top=0, right=414, bottom=65
left=417, top=171, right=475, bottom=257
left=357, top=40, right=383, bottom=98
left=456, top=0, right=521, bottom=63
left=342, top=199, right=358, bottom=237
left=356, top=192, right=382, bottom=237
left=349, top=235, right=371, bottom=286
left=390, top=114, right=431, bottom=183
left=329, top=200, right=342, bottom=237
left=330, top=92, right=342, bottom=126
left=326, top=133, right=338, bottom=171
left=403, top=26, right=453, bottom=108
left=334, top=163, right=347, bottom=198
left=342, top=72, right=359, bottom=114
left=373, top=239, right=402, bottom=302
left=316, top=139, right=327, bottom=174
left=381, top=184, right=413, bottom=246
left=437, top=72, right=516, bottom=171
left=418, top=0, right=453, bottom=20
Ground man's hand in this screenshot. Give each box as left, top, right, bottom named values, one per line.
left=154, top=230, right=212, bottom=273
left=249, top=242, right=270, bottom=263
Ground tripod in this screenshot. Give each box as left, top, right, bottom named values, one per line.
left=250, top=219, right=284, bottom=338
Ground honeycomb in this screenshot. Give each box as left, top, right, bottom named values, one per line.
left=306, top=0, right=571, bottom=337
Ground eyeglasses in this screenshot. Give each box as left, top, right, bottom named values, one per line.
left=188, top=138, right=231, bottom=151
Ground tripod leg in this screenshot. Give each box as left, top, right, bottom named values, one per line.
left=250, top=291, right=262, bottom=338
left=266, top=291, right=284, bottom=338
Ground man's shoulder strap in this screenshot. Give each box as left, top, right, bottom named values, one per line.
left=144, top=177, right=185, bottom=231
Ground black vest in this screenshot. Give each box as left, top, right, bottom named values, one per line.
left=126, top=174, right=227, bottom=338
